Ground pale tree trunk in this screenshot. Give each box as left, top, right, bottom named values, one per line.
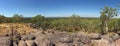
left=105, top=22, right=108, bottom=34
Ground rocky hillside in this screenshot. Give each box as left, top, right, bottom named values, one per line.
left=0, top=23, right=120, bottom=46
left=0, top=29, right=120, bottom=46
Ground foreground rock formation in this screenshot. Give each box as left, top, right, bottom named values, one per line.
left=0, top=29, right=120, bottom=46
left=1, top=23, right=120, bottom=46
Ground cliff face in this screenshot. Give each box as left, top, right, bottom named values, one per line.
left=0, top=29, right=120, bottom=46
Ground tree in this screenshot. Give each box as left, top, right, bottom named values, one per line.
left=31, top=14, right=45, bottom=26
left=108, top=19, right=119, bottom=32
left=69, top=14, right=80, bottom=23
left=100, top=6, right=118, bottom=34
left=0, top=15, right=7, bottom=23
left=12, top=14, right=23, bottom=23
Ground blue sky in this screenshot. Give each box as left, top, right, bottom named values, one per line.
left=0, top=0, right=120, bottom=17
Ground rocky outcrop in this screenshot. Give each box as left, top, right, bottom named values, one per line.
left=91, top=39, right=111, bottom=46
left=27, top=23, right=40, bottom=29
left=89, top=33, right=101, bottom=39
left=18, top=40, right=27, bottom=46
left=1, top=30, right=120, bottom=46
left=25, top=40, right=36, bottom=46
left=0, top=37, right=12, bottom=46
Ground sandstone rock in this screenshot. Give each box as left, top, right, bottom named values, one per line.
left=56, top=43, right=69, bottom=46
left=101, top=35, right=113, bottom=42
left=18, top=40, right=27, bottom=46
left=0, top=37, right=12, bottom=46
left=75, top=32, right=91, bottom=44
left=21, top=34, right=35, bottom=41
left=27, top=23, right=39, bottom=29
left=21, top=35, right=28, bottom=41
left=13, top=42, right=17, bottom=46
left=89, top=33, right=101, bottom=39
left=34, top=37, right=45, bottom=46
left=79, top=35, right=91, bottom=44
left=73, top=42, right=84, bottom=46
left=49, top=32, right=70, bottom=43
left=117, top=32, right=120, bottom=36
left=25, top=40, right=37, bottom=46
left=13, top=34, right=21, bottom=44
left=31, top=31, right=45, bottom=37
left=113, top=39, right=120, bottom=46
left=59, top=36, right=73, bottom=43
left=27, top=34, right=36, bottom=40
left=42, top=38, right=51, bottom=46
left=111, top=34, right=120, bottom=41
left=47, top=42, right=55, bottom=46
left=91, top=39, right=111, bottom=46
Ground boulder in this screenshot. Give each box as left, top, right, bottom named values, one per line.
left=111, top=34, right=120, bottom=41
left=21, top=35, right=28, bottom=41
left=13, top=42, right=17, bottom=46
left=48, top=32, right=70, bottom=43
left=91, top=39, right=111, bottom=46
left=0, top=37, right=12, bottom=46
left=31, top=31, right=44, bottom=37
left=76, top=31, right=91, bottom=44
left=13, top=34, right=21, bottom=44
left=21, top=34, right=35, bottom=41
left=79, top=35, right=91, bottom=44
left=89, top=33, right=101, bottom=39
left=56, top=43, right=69, bottom=46
left=59, top=36, right=73, bottom=43
left=101, top=35, right=113, bottom=42
left=27, top=23, right=39, bottom=29
left=27, top=34, right=36, bottom=40
left=42, top=38, right=51, bottom=46
left=25, top=40, right=37, bottom=46
left=47, top=42, right=55, bottom=46
left=18, top=40, right=27, bottom=46
left=73, top=42, right=84, bottom=46
left=34, top=37, right=45, bottom=46
left=113, top=39, right=120, bottom=46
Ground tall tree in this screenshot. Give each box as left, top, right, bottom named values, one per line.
left=12, top=14, right=23, bottom=23
left=0, top=15, right=6, bottom=23
left=31, top=14, right=45, bottom=26
left=100, top=6, right=118, bottom=34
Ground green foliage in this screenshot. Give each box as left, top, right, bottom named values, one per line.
left=100, top=6, right=118, bottom=34
left=108, top=19, right=119, bottom=32
left=0, top=14, right=101, bottom=33
left=0, top=6, right=119, bottom=33
left=49, top=14, right=80, bottom=32
left=31, top=14, right=45, bottom=26
left=12, top=14, right=23, bottom=23
left=0, top=15, right=6, bottom=23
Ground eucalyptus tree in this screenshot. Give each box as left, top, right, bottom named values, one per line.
left=0, top=15, right=6, bottom=23
left=31, top=14, right=45, bottom=26
left=100, top=6, right=118, bottom=34
left=12, top=14, right=23, bottom=23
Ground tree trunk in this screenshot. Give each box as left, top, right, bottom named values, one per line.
left=105, top=22, right=108, bottom=34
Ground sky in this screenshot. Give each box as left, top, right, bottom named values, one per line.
left=0, top=0, right=120, bottom=17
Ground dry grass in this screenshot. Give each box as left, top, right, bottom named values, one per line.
left=0, top=23, right=34, bottom=36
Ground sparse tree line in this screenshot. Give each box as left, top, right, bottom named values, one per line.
left=0, top=6, right=120, bottom=34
